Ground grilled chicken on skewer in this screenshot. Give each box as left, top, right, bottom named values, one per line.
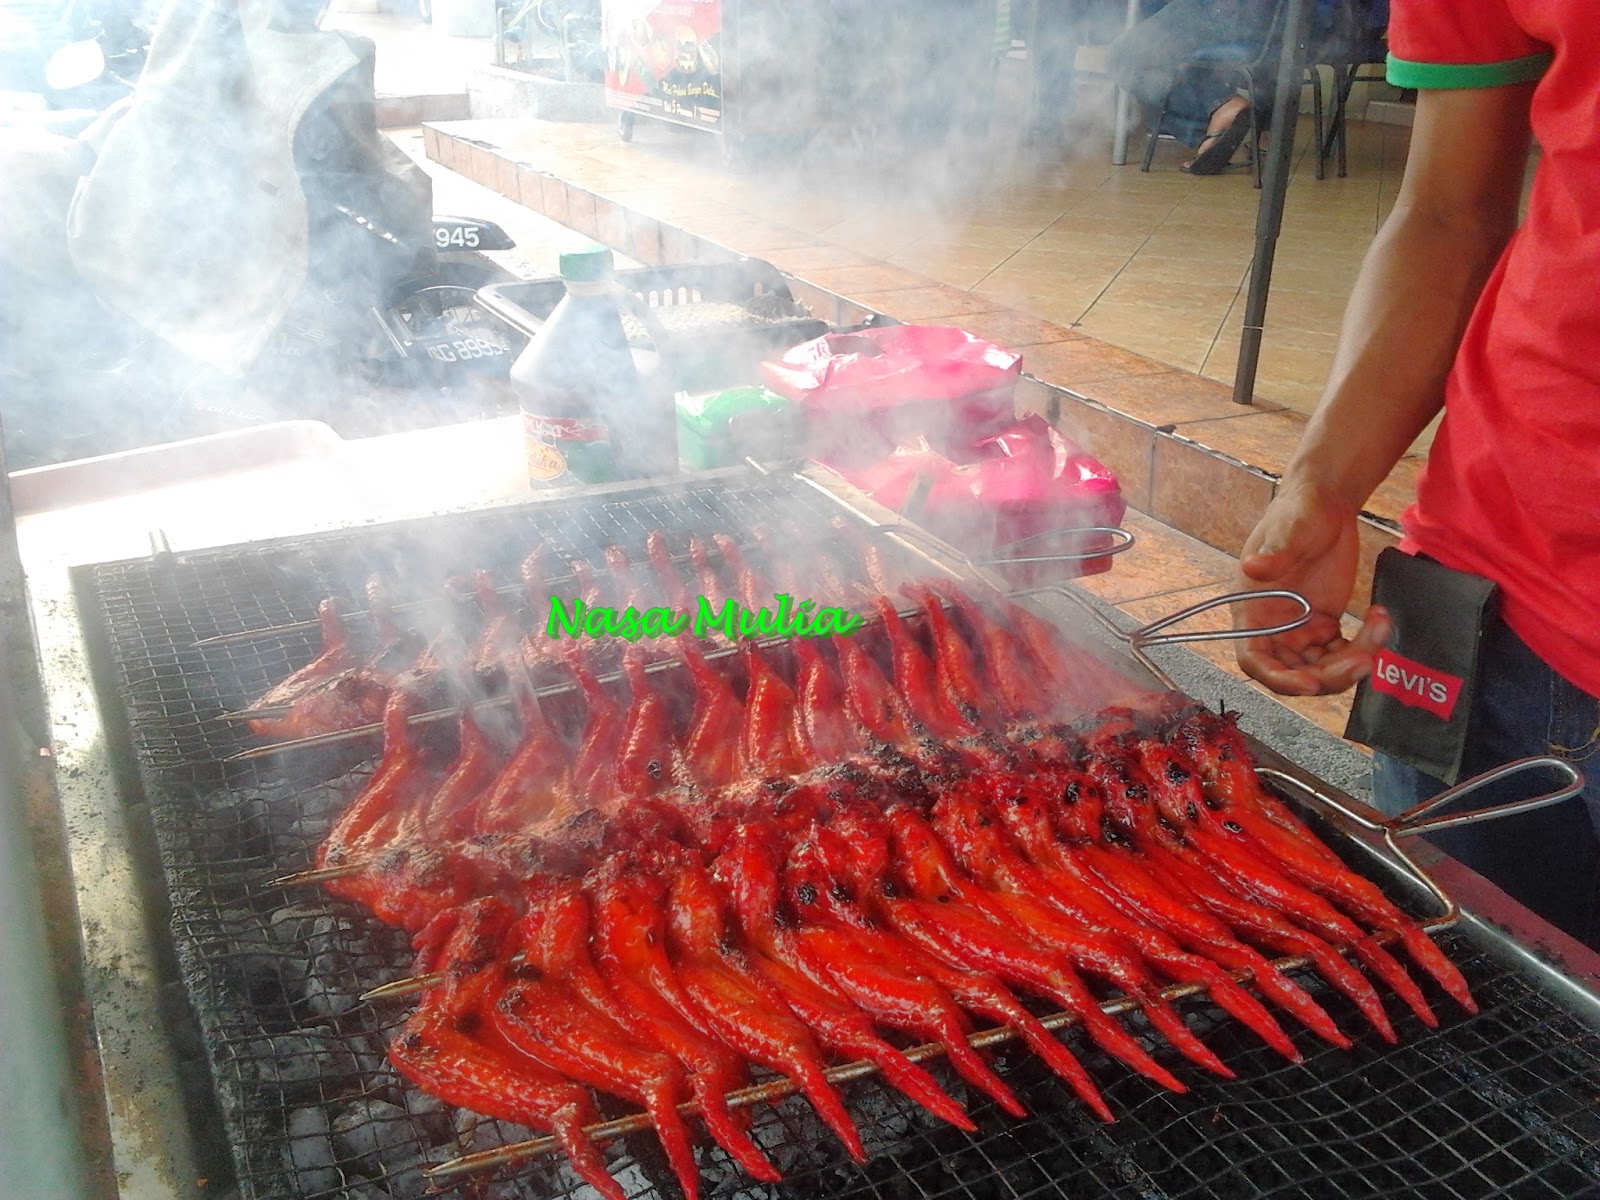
left=489, top=883, right=703, bottom=1200
left=387, top=900, right=627, bottom=1200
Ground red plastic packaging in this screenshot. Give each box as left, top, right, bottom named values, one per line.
left=845, top=416, right=1127, bottom=584
left=760, top=325, right=1022, bottom=471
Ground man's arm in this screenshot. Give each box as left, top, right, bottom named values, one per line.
left=1233, top=82, right=1536, bottom=696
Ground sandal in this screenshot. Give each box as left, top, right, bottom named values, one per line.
left=1184, top=106, right=1252, bottom=176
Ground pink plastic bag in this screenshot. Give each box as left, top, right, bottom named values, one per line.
left=761, top=325, right=1022, bottom=471
left=846, top=416, right=1127, bottom=582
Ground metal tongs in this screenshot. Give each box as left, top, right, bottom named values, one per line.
left=1260, top=758, right=1586, bottom=930
left=979, top=525, right=1137, bottom=569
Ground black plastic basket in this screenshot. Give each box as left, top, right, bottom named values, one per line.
left=474, top=257, right=830, bottom=392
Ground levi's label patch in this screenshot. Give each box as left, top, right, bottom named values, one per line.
left=1344, top=548, right=1499, bottom=784
left=1368, top=647, right=1463, bottom=721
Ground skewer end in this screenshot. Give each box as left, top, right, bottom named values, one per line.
left=266, top=862, right=364, bottom=888
left=359, top=972, right=441, bottom=1003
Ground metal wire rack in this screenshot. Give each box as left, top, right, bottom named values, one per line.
left=76, top=469, right=1600, bottom=1200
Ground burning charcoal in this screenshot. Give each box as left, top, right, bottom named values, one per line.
left=454, top=1110, right=536, bottom=1150
left=850, top=1085, right=920, bottom=1161
left=304, top=913, right=368, bottom=961
left=284, top=1105, right=342, bottom=1195
left=287, top=815, right=332, bottom=844
left=331, top=1098, right=412, bottom=1176
left=703, top=1157, right=777, bottom=1200
left=746, top=1095, right=837, bottom=1177
left=481, top=1181, right=551, bottom=1200
left=303, top=972, right=361, bottom=1021
left=339, top=1031, right=393, bottom=1080
left=251, top=1030, right=364, bottom=1090
left=369, top=1148, right=432, bottom=1200
left=397, top=1086, right=453, bottom=1145
left=268, top=903, right=326, bottom=945
left=602, top=1158, right=652, bottom=1199
left=235, top=952, right=305, bottom=1012
left=302, top=946, right=362, bottom=1020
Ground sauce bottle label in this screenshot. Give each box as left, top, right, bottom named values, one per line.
left=524, top=412, right=615, bottom=485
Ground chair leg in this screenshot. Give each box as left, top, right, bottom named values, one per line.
left=1248, top=70, right=1265, bottom=189
left=1338, top=65, right=1358, bottom=178
left=1320, top=64, right=1360, bottom=178
left=1311, top=66, right=1326, bottom=181
left=1249, top=100, right=1263, bottom=189
left=1140, top=92, right=1170, bottom=173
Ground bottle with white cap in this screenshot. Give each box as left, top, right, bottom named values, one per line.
left=510, top=242, right=677, bottom=487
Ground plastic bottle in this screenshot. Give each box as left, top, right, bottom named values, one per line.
left=510, top=243, right=677, bottom=487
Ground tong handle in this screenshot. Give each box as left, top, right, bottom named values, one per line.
left=980, top=526, right=1136, bottom=566
left=1389, top=757, right=1585, bottom=837
left=1128, top=588, right=1311, bottom=649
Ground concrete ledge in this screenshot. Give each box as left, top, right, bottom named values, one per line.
left=466, top=63, right=606, bottom=122
left=376, top=92, right=470, bottom=128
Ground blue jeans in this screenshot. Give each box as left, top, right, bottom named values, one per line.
left=1372, top=613, right=1600, bottom=948
left=1105, top=0, right=1279, bottom=146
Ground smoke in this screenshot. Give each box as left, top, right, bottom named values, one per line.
left=0, top=0, right=485, bottom=471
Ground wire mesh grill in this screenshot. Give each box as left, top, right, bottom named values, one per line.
left=77, top=471, right=1600, bottom=1200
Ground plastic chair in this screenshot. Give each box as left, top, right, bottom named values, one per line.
left=1309, top=0, right=1390, bottom=178
left=1134, top=0, right=1386, bottom=185
left=1136, top=0, right=1297, bottom=188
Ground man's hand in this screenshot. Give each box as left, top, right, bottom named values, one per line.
left=1232, top=482, right=1392, bottom=697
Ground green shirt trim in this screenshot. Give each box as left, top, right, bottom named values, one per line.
left=1387, top=53, right=1551, bottom=90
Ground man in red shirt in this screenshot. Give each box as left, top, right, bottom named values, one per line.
left=1231, top=1, right=1599, bottom=946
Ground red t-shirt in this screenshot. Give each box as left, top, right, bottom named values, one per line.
left=1388, top=2, right=1600, bottom=696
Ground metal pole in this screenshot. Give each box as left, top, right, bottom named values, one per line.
left=1232, top=0, right=1315, bottom=404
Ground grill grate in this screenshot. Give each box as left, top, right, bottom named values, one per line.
left=77, top=471, right=1600, bottom=1200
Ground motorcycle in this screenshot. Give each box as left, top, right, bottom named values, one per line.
left=1, top=6, right=527, bottom=469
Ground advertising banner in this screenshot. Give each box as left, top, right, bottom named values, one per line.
left=603, top=0, right=723, bottom=130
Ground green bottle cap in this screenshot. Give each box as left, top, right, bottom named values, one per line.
left=558, top=243, right=615, bottom=282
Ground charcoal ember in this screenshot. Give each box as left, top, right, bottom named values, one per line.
left=304, top=913, right=370, bottom=960
left=745, top=1095, right=836, bottom=1176
left=284, top=1105, right=342, bottom=1195
left=398, top=1086, right=453, bottom=1145
left=273, top=777, right=351, bottom=827
left=287, top=815, right=332, bottom=844
left=331, top=1098, right=415, bottom=1176
left=702, top=1152, right=777, bottom=1200
left=251, top=1029, right=365, bottom=1089
left=455, top=1110, right=537, bottom=1150
left=339, top=1031, right=394, bottom=1079
left=304, top=973, right=361, bottom=1021
left=843, top=1078, right=937, bottom=1160
left=269, top=903, right=328, bottom=945
left=369, top=1148, right=432, bottom=1200
left=600, top=1158, right=652, bottom=1199
left=235, top=952, right=306, bottom=1010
